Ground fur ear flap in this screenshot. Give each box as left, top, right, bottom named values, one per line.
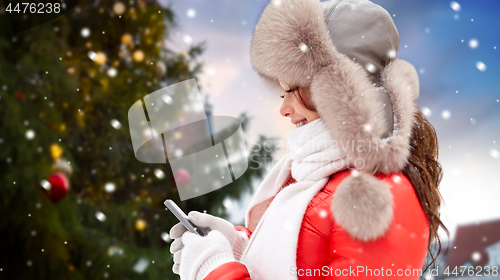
left=311, top=57, right=419, bottom=174
left=331, top=170, right=393, bottom=242
left=381, top=58, right=420, bottom=102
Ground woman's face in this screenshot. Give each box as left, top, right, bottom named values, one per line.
left=279, top=79, right=320, bottom=128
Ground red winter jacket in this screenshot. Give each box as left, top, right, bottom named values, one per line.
left=204, top=169, right=430, bottom=279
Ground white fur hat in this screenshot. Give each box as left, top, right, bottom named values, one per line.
left=250, top=0, right=421, bottom=241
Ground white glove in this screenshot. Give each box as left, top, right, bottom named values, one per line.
left=170, top=222, right=189, bottom=274
left=169, top=211, right=249, bottom=270
left=187, top=211, right=249, bottom=260
left=177, top=230, right=236, bottom=280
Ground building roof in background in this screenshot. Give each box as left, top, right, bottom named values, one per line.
left=447, top=218, right=500, bottom=268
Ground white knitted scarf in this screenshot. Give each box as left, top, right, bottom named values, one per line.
left=240, top=118, right=351, bottom=280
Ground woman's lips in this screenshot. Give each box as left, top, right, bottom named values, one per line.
left=292, top=118, right=306, bottom=125
left=295, top=119, right=307, bottom=128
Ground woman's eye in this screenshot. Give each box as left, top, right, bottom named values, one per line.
left=281, top=87, right=296, bottom=98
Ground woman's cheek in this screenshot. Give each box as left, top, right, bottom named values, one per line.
left=293, top=100, right=308, bottom=117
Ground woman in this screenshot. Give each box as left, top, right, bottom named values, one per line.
left=169, top=0, right=449, bottom=279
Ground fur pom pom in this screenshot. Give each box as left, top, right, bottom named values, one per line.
left=331, top=171, right=393, bottom=242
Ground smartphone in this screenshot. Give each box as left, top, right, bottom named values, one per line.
left=164, top=199, right=205, bottom=236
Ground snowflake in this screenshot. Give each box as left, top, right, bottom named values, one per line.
left=450, top=1, right=461, bottom=12
left=186, top=9, right=196, bottom=18
left=422, top=107, right=432, bottom=117
left=476, top=61, right=487, bottom=72
left=319, top=209, right=328, bottom=218
left=26, top=129, right=35, bottom=140
left=365, top=63, right=376, bottom=73
left=490, top=149, right=499, bottom=159
left=469, top=38, right=479, bottom=49
left=392, top=175, right=401, bottom=184
left=96, top=211, right=106, bottom=222
left=441, top=110, right=451, bottom=120
left=363, top=123, right=372, bottom=132
left=299, top=42, right=308, bottom=53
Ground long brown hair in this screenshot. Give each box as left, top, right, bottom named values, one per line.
left=401, top=108, right=450, bottom=272
left=293, top=88, right=449, bottom=272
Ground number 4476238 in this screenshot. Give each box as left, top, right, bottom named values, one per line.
left=5, top=2, right=61, bottom=14
left=443, top=266, right=498, bottom=277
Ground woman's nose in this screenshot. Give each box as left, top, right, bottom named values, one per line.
left=280, top=99, right=293, bottom=118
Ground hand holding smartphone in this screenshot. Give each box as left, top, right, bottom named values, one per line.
left=164, top=199, right=205, bottom=236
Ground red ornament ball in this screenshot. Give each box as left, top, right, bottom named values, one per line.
left=15, top=91, right=26, bottom=101
left=44, top=172, right=70, bottom=203
left=174, top=169, right=190, bottom=187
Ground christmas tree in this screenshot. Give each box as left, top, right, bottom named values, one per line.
left=0, top=1, right=278, bottom=279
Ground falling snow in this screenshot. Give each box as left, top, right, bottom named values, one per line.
left=272, top=0, right=282, bottom=7
left=81, top=27, right=90, bottom=38
left=471, top=251, right=481, bottom=261
left=96, top=211, right=106, bottom=222
left=162, top=94, right=173, bottom=105
left=25, top=129, right=35, bottom=140
left=187, top=9, right=196, bottom=18
left=469, top=38, right=479, bottom=49
left=450, top=1, right=461, bottom=12
left=104, top=182, right=116, bottom=193
left=392, top=175, right=402, bottom=184
left=223, top=198, right=233, bottom=209
left=182, top=34, right=192, bottom=45
left=387, top=49, right=396, bottom=59
left=441, top=110, right=451, bottom=119
left=319, top=209, right=328, bottom=218
left=299, top=42, right=308, bottom=53
left=154, top=169, right=165, bottom=179
left=490, top=149, right=499, bottom=159
left=110, top=119, right=121, bottom=129
left=41, top=180, right=51, bottom=190
left=107, top=68, right=117, bottom=77
left=476, top=61, right=487, bottom=72
left=365, top=63, right=376, bottom=73
left=88, top=51, right=96, bottom=60
left=161, top=232, right=171, bottom=242
left=422, top=107, right=432, bottom=117
left=363, top=123, right=372, bottom=132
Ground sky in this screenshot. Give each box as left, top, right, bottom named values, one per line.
left=158, top=0, right=500, bottom=241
